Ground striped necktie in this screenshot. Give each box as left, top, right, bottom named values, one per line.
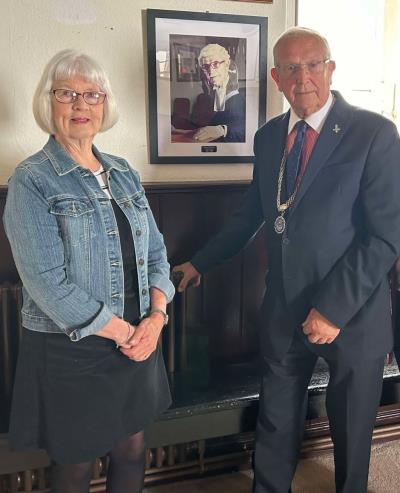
left=285, top=120, right=308, bottom=198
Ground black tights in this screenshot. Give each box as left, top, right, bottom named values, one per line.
left=51, top=461, right=93, bottom=493
left=106, top=430, right=146, bottom=492
left=51, top=430, right=146, bottom=493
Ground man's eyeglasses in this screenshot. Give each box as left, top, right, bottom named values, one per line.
left=200, top=60, right=226, bottom=72
left=52, top=89, right=106, bottom=105
left=277, top=59, right=331, bottom=77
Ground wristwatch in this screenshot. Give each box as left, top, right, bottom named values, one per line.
left=150, top=308, right=169, bottom=326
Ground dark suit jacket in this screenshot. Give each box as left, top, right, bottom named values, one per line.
left=192, top=91, right=400, bottom=362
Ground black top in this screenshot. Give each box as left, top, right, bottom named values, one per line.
left=111, top=200, right=140, bottom=324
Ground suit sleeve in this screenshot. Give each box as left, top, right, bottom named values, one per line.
left=191, top=136, right=265, bottom=273
left=312, top=119, right=400, bottom=328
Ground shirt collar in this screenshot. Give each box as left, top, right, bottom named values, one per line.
left=288, top=91, right=334, bottom=134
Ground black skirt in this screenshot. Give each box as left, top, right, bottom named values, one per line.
left=9, top=328, right=171, bottom=464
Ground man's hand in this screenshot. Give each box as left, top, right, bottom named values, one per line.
left=302, top=308, right=341, bottom=344
left=172, top=262, right=201, bottom=292
left=119, top=314, right=163, bottom=361
left=194, top=125, right=225, bottom=142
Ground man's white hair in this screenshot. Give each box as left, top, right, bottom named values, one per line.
left=273, top=27, right=332, bottom=66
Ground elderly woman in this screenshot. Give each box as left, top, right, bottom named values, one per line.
left=3, top=49, right=174, bottom=493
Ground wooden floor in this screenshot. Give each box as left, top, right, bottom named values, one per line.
left=144, top=471, right=252, bottom=493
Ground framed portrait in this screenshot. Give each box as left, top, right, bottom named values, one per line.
left=147, top=9, right=268, bottom=164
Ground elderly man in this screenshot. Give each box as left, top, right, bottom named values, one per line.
left=174, top=27, right=400, bottom=492
left=193, top=43, right=245, bottom=142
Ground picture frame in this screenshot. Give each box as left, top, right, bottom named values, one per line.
left=147, top=9, right=268, bottom=164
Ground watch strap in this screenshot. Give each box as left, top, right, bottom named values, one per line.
left=150, top=308, right=169, bottom=325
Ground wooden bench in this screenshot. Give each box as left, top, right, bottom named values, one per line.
left=146, top=357, right=400, bottom=446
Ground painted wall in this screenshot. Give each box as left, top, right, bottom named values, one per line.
left=0, top=0, right=295, bottom=185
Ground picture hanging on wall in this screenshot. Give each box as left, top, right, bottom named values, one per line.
left=147, top=9, right=267, bottom=164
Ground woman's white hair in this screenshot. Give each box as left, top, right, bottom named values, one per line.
left=33, top=49, right=119, bottom=134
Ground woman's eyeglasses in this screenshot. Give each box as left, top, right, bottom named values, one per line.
left=52, top=89, right=106, bottom=105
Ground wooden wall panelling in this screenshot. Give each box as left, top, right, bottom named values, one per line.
left=0, top=284, right=23, bottom=433
left=149, top=187, right=208, bottom=373
left=201, top=187, right=249, bottom=364
left=146, top=183, right=263, bottom=372
left=0, top=188, right=19, bottom=284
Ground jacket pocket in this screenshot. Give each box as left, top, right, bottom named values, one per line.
left=50, top=197, right=95, bottom=247
left=131, top=191, right=149, bottom=210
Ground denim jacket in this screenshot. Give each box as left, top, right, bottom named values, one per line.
left=3, top=136, right=174, bottom=341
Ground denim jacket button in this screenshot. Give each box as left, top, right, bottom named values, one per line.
left=138, top=258, right=144, bottom=266
left=141, top=288, right=147, bottom=295
left=136, top=230, right=142, bottom=236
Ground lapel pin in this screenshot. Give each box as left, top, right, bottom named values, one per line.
left=333, top=124, right=341, bottom=134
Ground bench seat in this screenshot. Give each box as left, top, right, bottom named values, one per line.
left=146, top=357, right=400, bottom=446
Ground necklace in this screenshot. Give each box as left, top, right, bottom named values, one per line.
left=274, top=149, right=301, bottom=234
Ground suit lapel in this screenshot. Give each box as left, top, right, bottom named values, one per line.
left=289, top=92, right=354, bottom=216
left=261, top=112, right=289, bottom=199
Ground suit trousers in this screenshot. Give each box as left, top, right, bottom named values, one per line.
left=253, top=331, right=385, bottom=493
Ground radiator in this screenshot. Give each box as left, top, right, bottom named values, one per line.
left=0, top=283, right=23, bottom=432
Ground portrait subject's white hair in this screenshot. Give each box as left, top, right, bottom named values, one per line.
left=198, top=44, right=230, bottom=64
left=33, top=49, right=119, bottom=134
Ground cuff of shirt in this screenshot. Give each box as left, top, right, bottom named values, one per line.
left=68, top=303, right=114, bottom=342
left=149, top=274, right=175, bottom=303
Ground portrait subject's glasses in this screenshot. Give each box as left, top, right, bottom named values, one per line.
left=200, top=60, right=226, bottom=72
left=52, top=89, right=106, bottom=105
left=277, top=59, right=331, bottom=77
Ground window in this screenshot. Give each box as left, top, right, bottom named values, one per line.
left=298, top=0, right=400, bottom=128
